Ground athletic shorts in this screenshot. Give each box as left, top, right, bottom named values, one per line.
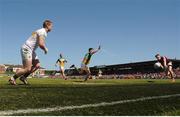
left=21, top=45, right=38, bottom=61
left=168, top=62, right=173, bottom=67
left=59, top=66, right=65, bottom=72
left=81, top=63, right=90, bottom=71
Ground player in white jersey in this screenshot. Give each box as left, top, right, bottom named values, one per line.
left=9, top=20, right=53, bottom=85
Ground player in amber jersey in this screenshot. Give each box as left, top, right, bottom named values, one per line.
left=55, top=53, right=67, bottom=80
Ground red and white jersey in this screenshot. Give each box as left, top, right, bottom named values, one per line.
left=22, top=28, right=47, bottom=52
left=158, top=56, right=170, bottom=66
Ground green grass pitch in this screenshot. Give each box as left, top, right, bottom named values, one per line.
left=0, top=76, right=180, bottom=116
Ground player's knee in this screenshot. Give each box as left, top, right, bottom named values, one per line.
left=88, top=70, right=91, bottom=74
left=36, top=65, right=40, bottom=69
left=25, top=67, right=31, bottom=73
left=35, top=63, right=40, bottom=69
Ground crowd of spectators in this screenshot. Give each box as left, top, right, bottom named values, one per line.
left=49, top=68, right=180, bottom=79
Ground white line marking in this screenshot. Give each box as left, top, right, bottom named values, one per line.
left=0, top=94, right=180, bottom=115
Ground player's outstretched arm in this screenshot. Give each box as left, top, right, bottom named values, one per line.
left=38, top=36, right=48, bottom=54
left=55, top=59, right=59, bottom=66
left=91, top=45, right=101, bottom=54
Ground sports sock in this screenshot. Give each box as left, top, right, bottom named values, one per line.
left=13, top=75, right=19, bottom=80
left=23, top=72, right=31, bottom=78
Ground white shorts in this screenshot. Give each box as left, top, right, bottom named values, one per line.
left=21, top=45, right=38, bottom=61
left=81, top=63, right=90, bottom=71
left=168, top=62, right=173, bottom=67
left=59, top=66, right=65, bottom=72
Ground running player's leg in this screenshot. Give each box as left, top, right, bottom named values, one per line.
left=83, top=66, right=91, bottom=81
left=20, top=54, right=40, bottom=84
left=70, top=64, right=84, bottom=74
left=20, top=60, right=40, bottom=84
left=165, top=68, right=170, bottom=78
left=60, top=67, right=67, bottom=80
left=31, top=59, right=41, bottom=73
left=9, top=48, right=32, bottom=85
left=78, top=68, right=84, bottom=74
left=23, top=59, right=40, bottom=76
left=17, top=60, right=32, bottom=77
left=80, top=63, right=88, bottom=75
left=9, top=59, right=32, bottom=85
left=168, top=64, right=175, bottom=82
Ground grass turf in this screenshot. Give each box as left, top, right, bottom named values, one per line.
left=0, top=76, right=180, bottom=115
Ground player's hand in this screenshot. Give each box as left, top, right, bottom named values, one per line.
left=160, top=65, right=164, bottom=69
left=98, top=45, right=101, bottom=50
left=44, top=47, right=48, bottom=54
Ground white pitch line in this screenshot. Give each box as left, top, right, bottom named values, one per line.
left=0, top=94, right=180, bottom=115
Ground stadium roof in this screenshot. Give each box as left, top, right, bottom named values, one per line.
left=94, top=59, right=180, bottom=69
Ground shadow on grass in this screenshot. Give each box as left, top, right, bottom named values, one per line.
left=73, top=81, right=84, bottom=83
left=147, top=81, right=155, bottom=83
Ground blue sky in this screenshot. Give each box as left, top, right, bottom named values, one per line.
left=0, top=0, right=179, bottom=70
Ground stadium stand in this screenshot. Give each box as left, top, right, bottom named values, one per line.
left=65, top=59, right=180, bottom=79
